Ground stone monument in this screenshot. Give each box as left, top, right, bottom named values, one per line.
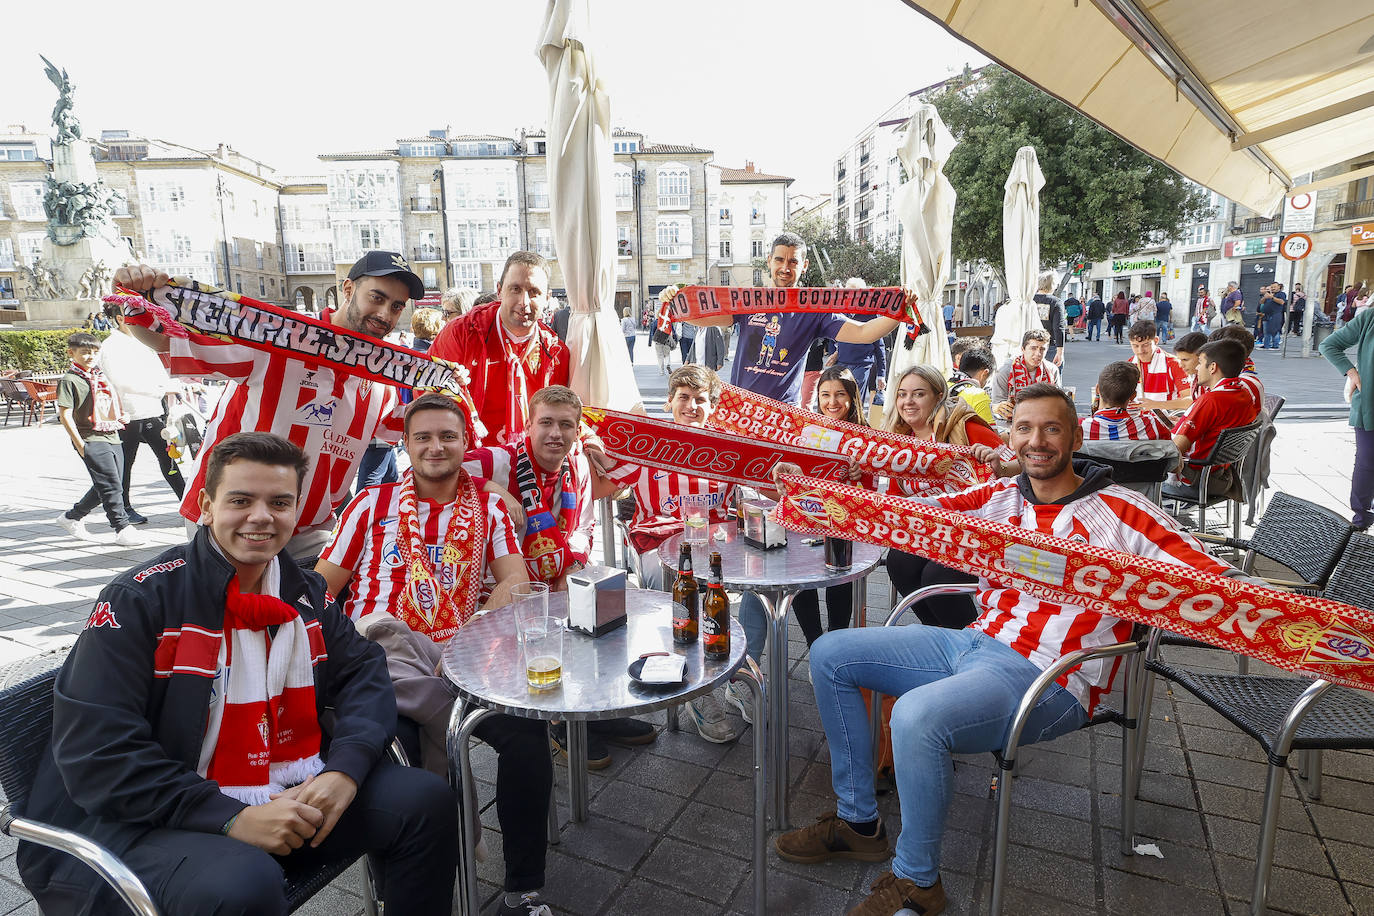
left=17, top=56, right=133, bottom=327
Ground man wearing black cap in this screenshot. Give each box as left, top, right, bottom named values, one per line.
left=113, top=252, right=425, bottom=562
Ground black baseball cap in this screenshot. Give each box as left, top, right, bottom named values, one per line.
left=347, top=251, right=425, bottom=301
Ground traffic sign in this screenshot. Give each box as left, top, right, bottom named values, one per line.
left=1280, top=233, right=1313, bottom=261
left=1283, top=193, right=1316, bottom=233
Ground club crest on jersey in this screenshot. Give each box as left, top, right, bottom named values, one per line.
left=297, top=398, right=338, bottom=428
left=382, top=539, right=402, bottom=568
left=86, top=601, right=120, bottom=629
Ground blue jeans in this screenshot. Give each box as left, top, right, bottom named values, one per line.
left=356, top=443, right=399, bottom=497
left=810, top=626, right=1087, bottom=885
left=1261, top=319, right=1283, bottom=349
left=741, top=592, right=768, bottom=662
left=1086, top=318, right=1101, bottom=340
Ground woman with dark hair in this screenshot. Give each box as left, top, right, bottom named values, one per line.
left=1110, top=292, right=1131, bottom=344
left=792, top=366, right=868, bottom=649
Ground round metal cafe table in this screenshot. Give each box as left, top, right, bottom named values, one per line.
left=440, top=589, right=766, bottom=916
left=658, top=523, right=880, bottom=829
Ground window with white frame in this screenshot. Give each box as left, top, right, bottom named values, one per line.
left=0, top=144, right=37, bottom=161
left=285, top=243, right=333, bottom=273
left=10, top=182, right=45, bottom=221
left=719, top=237, right=732, bottom=261
left=530, top=180, right=550, bottom=210
left=656, top=217, right=692, bottom=259
left=751, top=196, right=764, bottom=224
left=329, top=168, right=400, bottom=212
left=657, top=164, right=690, bottom=209
left=422, top=266, right=438, bottom=289
left=617, top=225, right=632, bottom=257
left=752, top=268, right=763, bottom=286
left=719, top=206, right=732, bottom=224
left=17, top=232, right=42, bottom=266
left=0, top=238, right=14, bottom=269
left=614, top=167, right=632, bottom=209
left=535, top=227, right=555, bottom=260
left=751, top=237, right=764, bottom=258
left=454, top=262, right=482, bottom=288
left=720, top=269, right=731, bottom=286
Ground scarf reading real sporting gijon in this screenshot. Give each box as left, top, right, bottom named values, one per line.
left=709, top=384, right=996, bottom=489
left=773, top=474, right=1374, bottom=693
left=395, top=469, right=487, bottom=643
left=201, top=576, right=325, bottom=804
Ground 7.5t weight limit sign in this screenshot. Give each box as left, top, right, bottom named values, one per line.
left=1280, top=233, right=1313, bottom=261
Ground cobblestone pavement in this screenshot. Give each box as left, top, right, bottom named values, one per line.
left=1, top=339, right=1369, bottom=915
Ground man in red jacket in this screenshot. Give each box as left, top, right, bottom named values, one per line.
left=428, top=251, right=570, bottom=446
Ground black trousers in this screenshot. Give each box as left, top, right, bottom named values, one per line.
left=886, top=549, right=980, bottom=629
left=42, top=762, right=457, bottom=916
left=67, top=440, right=129, bottom=531
left=120, top=417, right=185, bottom=508
left=792, top=583, right=854, bottom=646
left=471, top=713, right=554, bottom=892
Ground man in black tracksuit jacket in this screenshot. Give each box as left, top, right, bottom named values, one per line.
left=17, top=434, right=458, bottom=915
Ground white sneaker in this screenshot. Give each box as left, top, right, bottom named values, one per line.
left=723, top=680, right=754, bottom=724
left=114, top=527, right=148, bottom=547
left=57, top=514, right=93, bottom=541
left=685, top=689, right=742, bottom=743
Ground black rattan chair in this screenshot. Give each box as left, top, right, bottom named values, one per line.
left=0, top=651, right=385, bottom=915
left=1245, top=395, right=1285, bottom=525
left=1126, top=533, right=1374, bottom=915
left=1162, top=418, right=1263, bottom=538
left=869, top=584, right=1145, bottom=916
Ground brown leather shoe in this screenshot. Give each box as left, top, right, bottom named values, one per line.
left=847, top=871, right=946, bottom=916
left=774, top=812, right=889, bottom=864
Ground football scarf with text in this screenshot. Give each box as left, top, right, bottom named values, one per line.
left=513, top=441, right=579, bottom=582
left=662, top=285, right=921, bottom=330
left=67, top=361, right=123, bottom=432
left=395, top=469, right=487, bottom=643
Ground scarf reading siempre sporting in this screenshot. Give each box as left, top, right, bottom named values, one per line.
left=1008, top=356, right=1051, bottom=395
left=395, top=469, right=488, bottom=643
left=774, top=474, right=1374, bottom=693
left=709, top=383, right=997, bottom=489
left=513, top=442, right=580, bottom=583
left=663, top=286, right=922, bottom=328
left=68, top=361, right=122, bottom=432
left=202, top=576, right=324, bottom=805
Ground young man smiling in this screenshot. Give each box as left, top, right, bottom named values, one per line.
left=778, top=385, right=1224, bottom=916
left=113, top=252, right=425, bottom=563
left=19, top=433, right=457, bottom=915
left=991, top=329, right=1061, bottom=419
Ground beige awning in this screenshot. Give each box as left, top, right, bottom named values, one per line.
left=899, top=0, right=1374, bottom=216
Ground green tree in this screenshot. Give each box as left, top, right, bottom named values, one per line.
left=933, top=65, right=1212, bottom=277
left=771, top=213, right=901, bottom=288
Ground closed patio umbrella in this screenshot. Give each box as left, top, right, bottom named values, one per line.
left=886, top=103, right=957, bottom=389
left=538, top=0, right=642, bottom=414
left=990, top=146, right=1045, bottom=366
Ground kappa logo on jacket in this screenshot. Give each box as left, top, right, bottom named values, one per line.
left=86, top=602, right=120, bottom=629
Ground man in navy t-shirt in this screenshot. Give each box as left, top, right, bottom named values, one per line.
left=686, top=232, right=901, bottom=406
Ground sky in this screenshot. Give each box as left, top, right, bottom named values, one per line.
left=4, top=0, right=985, bottom=195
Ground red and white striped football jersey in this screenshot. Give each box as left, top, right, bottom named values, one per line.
left=1080, top=407, right=1171, bottom=441
left=605, top=460, right=735, bottom=554
left=319, top=482, right=519, bottom=622
left=933, top=476, right=1227, bottom=713
left=462, top=442, right=596, bottom=562
left=169, top=338, right=404, bottom=537
left=1130, top=348, right=1187, bottom=400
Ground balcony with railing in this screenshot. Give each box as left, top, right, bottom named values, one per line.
left=836, top=167, right=846, bottom=182
left=1242, top=215, right=1281, bottom=234
left=657, top=243, right=692, bottom=259
left=409, top=197, right=440, bottom=212
left=1336, top=198, right=1374, bottom=222
left=615, top=194, right=632, bottom=210
left=529, top=193, right=550, bottom=210
left=287, top=258, right=334, bottom=274
left=412, top=246, right=443, bottom=262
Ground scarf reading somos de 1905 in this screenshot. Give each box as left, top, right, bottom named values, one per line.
left=201, top=576, right=324, bottom=804
left=774, top=474, right=1374, bottom=693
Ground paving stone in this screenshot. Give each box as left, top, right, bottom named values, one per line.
left=542, top=849, right=626, bottom=915
left=1203, top=814, right=1333, bottom=875
left=1006, top=807, right=1094, bottom=861
left=558, top=816, right=657, bottom=871
left=638, top=837, right=748, bottom=905
left=1214, top=852, right=1350, bottom=914
left=729, top=865, right=849, bottom=915
left=601, top=876, right=721, bottom=916
left=1001, top=843, right=1098, bottom=906
left=1002, top=776, right=1093, bottom=822
left=668, top=801, right=753, bottom=859
left=1103, top=864, right=1229, bottom=915
left=1101, top=829, right=1224, bottom=891
left=618, top=752, right=711, bottom=798
left=588, top=779, right=687, bottom=832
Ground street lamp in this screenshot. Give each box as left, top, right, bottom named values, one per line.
left=434, top=166, right=452, bottom=290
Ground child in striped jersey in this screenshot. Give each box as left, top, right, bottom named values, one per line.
left=1081, top=361, right=1171, bottom=441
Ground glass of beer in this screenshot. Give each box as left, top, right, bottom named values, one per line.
left=511, top=581, right=551, bottom=647
left=682, top=494, right=711, bottom=545
left=522, top=615, right=563, bottom=690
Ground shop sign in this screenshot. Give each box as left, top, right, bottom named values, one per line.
left=1223, top=237, right=1279, bottom=257
left=1110, top=257, right=1162, bottom=272
left=1352, top=224, right=1374, bottom=248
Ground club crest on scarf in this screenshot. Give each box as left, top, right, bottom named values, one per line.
left=395, top=470, right=486, bottom=643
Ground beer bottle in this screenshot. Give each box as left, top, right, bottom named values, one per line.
left=672, top=543, right=699, bottom=645
left=702, top=550, right=731, bottom=660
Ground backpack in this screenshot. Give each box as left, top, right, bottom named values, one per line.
left=1342, top=300, right=1357, bottom=323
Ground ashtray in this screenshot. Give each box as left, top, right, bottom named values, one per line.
left=628, top=652, right=686, bottom=686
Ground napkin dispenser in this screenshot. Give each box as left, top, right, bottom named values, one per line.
left=741, top=499, right=787, bottom=550
left=566, top=565, right=627, bottom=637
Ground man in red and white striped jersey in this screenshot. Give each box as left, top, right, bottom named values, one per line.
left=778, top=383, right=1227, bottom=915
left=1081, top=361, right=1172, bottom=441
left=1129, top=320, right=1191, bottom=411
left=314, top=394, right=556, bottom=915
left=113, top=252, right=425, bottom=563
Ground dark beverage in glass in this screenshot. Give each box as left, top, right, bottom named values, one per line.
left=672, top=543, right=699, bottom=645
left=703, top=551, right=730, bottom=660
left=824, top=536, right=852, bottom=570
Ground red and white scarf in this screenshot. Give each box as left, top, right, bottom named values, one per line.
left=1007, top=356, right=1051, bottom=397
left=514, top=440, right=580, bottom=583
left=68, top=361, right=123, bottom=432
left=200, top=571, right=324, bottom=804
left=498, top=326, right=543, bottom=444
left=395, top=469, right=487, bottom=643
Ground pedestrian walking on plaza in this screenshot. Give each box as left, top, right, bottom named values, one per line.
left=1085, top=292, right=1105, bottom=341
left=678, top=319, right=697, bottom=365
left=621, top=307, right=637, bottom=361
left=1288, top=283, right=1307, bottom=337
left=1033, top=272, right=1065, bottom=367
left=1155, top=291, right=1174, bottom=341
left=1319, top=305, right=1374, bottom=529
left=1222, top=281, right=1245, bottom=326
left=1131, top=292, right=1156, bottom=326
left=1258, top=283, right=1287, bottom=349
left=1192, top=286, right=1213, bottom=332
left=97, top=303, right=185, bottom=525
left=1110, top=292, right=1130, bottom=343
left=55, top=332, right=145, bottom=546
